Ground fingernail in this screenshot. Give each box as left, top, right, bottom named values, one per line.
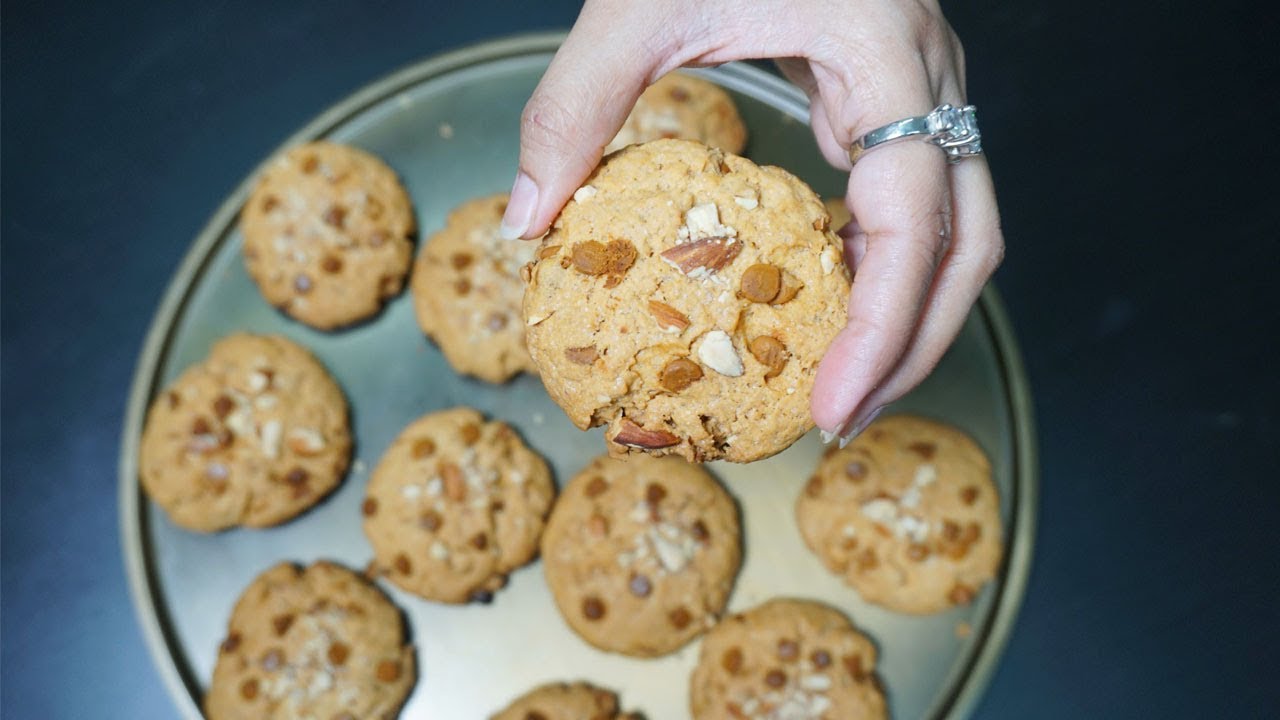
left=499, top=172, right=538, bottom=240
left=837, top=406, right=884, bottom=449
left=819, top=429, right=838, bottom=445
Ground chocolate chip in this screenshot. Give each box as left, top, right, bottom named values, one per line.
left=811, top=649, right=832, bottom=668
left=628, top=573, right=652, bottom=598
left=844, top=653, right=867, bottom=680
left=284, top=467, right=309, bottom=486
left=454, top=278, right=471, bottom=295
left=690, top=519, right=710, bottom=543
left=327, top=642, right=350, bottom=666
left=660, top=357, right=703, bottom=392
left=565, top=346, right=599, bottom=365
left=192, top=417, right=211, bottom=435
left=845, top=461, right=868, bottom=481
left=376, top=659, right=401, bottom=682
left=261, top=195, right=280, bottom=213
left=459, top=423, right=481, bottom=445
left=212, top=394, right=233, bottom=419
left=961, top=485, right=980, bottom=505
left=740, top=263, right=782, bottom=303
left=777, top=639, right=799, bottom=661
left=301, top=155, right=318, bottom=173
left=470, top=533, right=488, bottom=550
left=419, top=510, right=442, bottom=532
left=323, top=205, right=346, bottom=229
left=271, top=614, right=294, bottom=637
left=394, top=554, right=411, bottom=575
left=361, top=497, right=378, bottom=517
left=411, top=437, right=436, bottom=458
left=764, top=668, right=786, bottom=688
left=645, top=483, right=667, bottom=505
left=668, top=606, right=692, bottom=629
left=584, top=476, right=608, bottom=498
left=220, top=632, right=241, bottom=653
left=321, top=254, right=343, bottom=273
left=239, top=677, right=259, bottom=700
left=450, top=252, right=473, bottom=270
left=582, top=596, right=606, bottom=620
left=468, top=589, right=494, bottom=604
left=907, top=441, right=937, bottom=460
left=722, top=646, right=743, bottom=674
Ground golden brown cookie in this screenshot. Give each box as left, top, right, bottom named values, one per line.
left=689, top=598, right=886, bottom=720
left=796, top=415, right=1003, bottom=614
left=523, top=139, right=851, bottom=463
left=362, top=407, right=555, bottom=603
left=490, top=681, right=642, bottom=720
left=204, top=561, right=415, bottom=720
left=139, top=333, right=351, bottom=532
left=241, top=140, right=415, bottom=330
left=541, top=454, right=742, bottom=657
left=412, top=193, right=538, bottom=382
left=606, top=72, right=747, bottom=155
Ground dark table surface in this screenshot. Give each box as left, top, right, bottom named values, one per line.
left=3, top=1, right=1277, bottom=717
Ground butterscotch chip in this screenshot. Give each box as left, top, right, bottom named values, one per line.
left=690, top=599, right=886, bottom=720
left=605, top=72, right=747, bottom=154
left=524, top=140, right=850, bottom=463
left=411, top=194, right=538, bottom=383
left=362, top=407, right=555, bottom=604
left=240, top=141, right=415, bottom=330
left=541, top=454, right=741, bottom=657
left=204, top=562, right=414, bottom=720
left=795, top=415, right=1003, bottom=614
left=139, top=334, right=351, bottom=531
left=490, top=681, right=638, bottom=720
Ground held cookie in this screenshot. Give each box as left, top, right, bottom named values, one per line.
left=523, top=139, right=850, bottom=463
left=205, top=561, right=415, bottom=720
left=411, top=193, right=538, bottom=382
left=490, top=681, right=642, bottom=720
left=241, top=140, right=415, bottom=330
left=362, top=407, right=555, bottom=603
left=139, top=333, right=351, bottom=532
left=690, top=598, right=887, bottom=720
left=605, top=72, right=747, bottom=155
left=540, top=454, right=742, bottom=657
left=796, top=415, right=1003, bottom=614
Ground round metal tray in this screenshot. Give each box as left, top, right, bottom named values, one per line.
left=120, top=32, right=1036, bottom=719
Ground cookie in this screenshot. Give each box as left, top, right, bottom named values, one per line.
left=523, top=139, right=851, bottom=463
left=412, top=194, right=538, bottom=382
left=796, top=415, right=1003, bottom=614
left=490, top=681, right=642, bottom=720
left=362, top=407, right=555, bottom=603
left=541, top=454, right=741, bottom=657
left=139, top=333, right=351, bottom=532
left=606, top=72, right=747, bottom=155
left=689, top=598, right=886, bottom=720
left=241, top=140, right=416, bottom=330
left=205, top=561, right=415, bottom=720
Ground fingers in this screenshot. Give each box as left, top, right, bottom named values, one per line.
left=811, top=140, right=951, bottom=434
left=852, top=157, right=1004, bottom=414
left=500, top=2, right=678, bottom=240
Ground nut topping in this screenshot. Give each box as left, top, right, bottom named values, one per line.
left=565, top=346, right=599, bottom=365
left=611, top=418, right=680, bottom=449
left=647, top=300, right=690, bottom=331
left=697, top=330, right=743, bottom=377
left=571, top=239, right=636, bottom=277
left=660, top=237, right=741, bottom=277
left=660, top=358, right=703, bottom=392
left=286, top=427, right=326, bottom=456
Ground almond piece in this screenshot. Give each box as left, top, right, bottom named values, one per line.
left=648, top=300, right=690, bottom=331
left=611, top=418, right=680, bottom=449
left=286, top=427, right=326, bottom=456
left=565, top=346, right=599, bottom=364
left=660, top=237, right=741, bottom=277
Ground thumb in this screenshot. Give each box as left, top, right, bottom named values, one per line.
left=500, top=3, right=674, bottom=240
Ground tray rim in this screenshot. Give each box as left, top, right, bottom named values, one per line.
left=117, top=31, right=1038, bottom=720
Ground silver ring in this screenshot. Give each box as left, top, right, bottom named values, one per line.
left=849, top=103, right=982, bottom=165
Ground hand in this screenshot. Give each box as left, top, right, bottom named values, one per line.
left=501, top=0, right=1004, bottom=443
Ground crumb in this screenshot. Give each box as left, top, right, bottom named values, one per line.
left=438, top=123, right=454, bottom=139
left=955, top=621, right=972, bottom=639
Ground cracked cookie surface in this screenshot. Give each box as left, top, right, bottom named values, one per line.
left=139, top=333, right=351, bottom=532
left=541, top=454, right=742, bottom=657
left=523, top=139, right=851, bottom=463
left=241, top=141, right=415, bottom=330
left=362, top=407, right=554, bottom=603
left=205, top=561, right=415, bottom=720
left=690, top=598, right=887, bottom=720
left=605, top=72, right=747, bottom=155
left=412, top=193, right=538, bottom=382
left=796, top=415, right=1003, bottom=614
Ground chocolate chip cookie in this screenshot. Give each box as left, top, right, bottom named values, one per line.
left=523, top=139, right=851, bottom=463
left=605, top=72, right=747, bottom=155
left=412, top=193, right=538, bottom=382
left=690, top=598, right=886, bottom=720
left=796, top=415, right=1003, bottom=614
left=540, top=454, right=742, bottom=657
left=205, top=561, right=415, bottom=720
left=362, top=407, right=555, bottom=603
left=139, top=333, right=351, bottom=532
left=490, top=681, right=643, bottom=720
left=241, top=140, right=415, bottom=330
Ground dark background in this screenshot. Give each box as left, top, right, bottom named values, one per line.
left=3, top=0, right=1277, bottom=717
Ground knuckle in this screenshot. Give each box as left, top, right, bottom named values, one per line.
left=519, top=90, right=583, bottom=154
